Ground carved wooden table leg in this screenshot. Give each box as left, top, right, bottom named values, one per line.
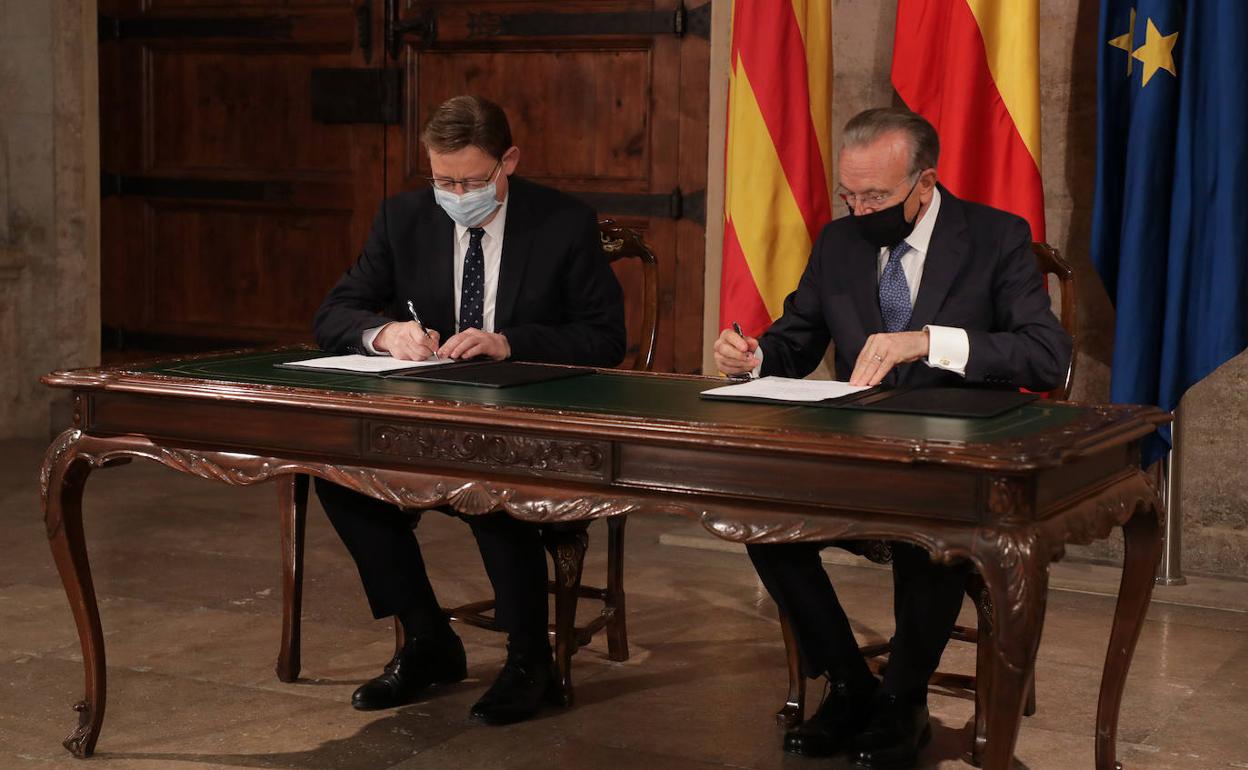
left=970, top=583, right=994, bottom=768
left=42, top=429, right=107, bottom=757
left=605, top=516, right=629, bottom=662
left=1095, top=502, right=1163, bottom=770
left=776, top=611, right=805, bottom=727
left=276, top=473, right=309, bottom=682
left=974, top=526, right=1050, bottom=770
left=545, top=527, right=588, bottom=707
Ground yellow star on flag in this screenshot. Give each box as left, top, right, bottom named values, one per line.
left=1108, top=8, right=1136, bottom=76
left=1132, top=18, right=1179, bottom=87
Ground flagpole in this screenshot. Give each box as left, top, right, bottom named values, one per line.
left=1156, top=403, right=1186, bottom=586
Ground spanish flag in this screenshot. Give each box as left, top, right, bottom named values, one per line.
left=720, top=0, right=832, bottom=337
left=892, top=0, right=1046, bottom=242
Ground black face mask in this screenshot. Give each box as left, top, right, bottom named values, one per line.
left=848, top=177, right=921, bottom=249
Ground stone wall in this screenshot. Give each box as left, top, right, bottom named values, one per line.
left=0, top=0, right=99, bottom=439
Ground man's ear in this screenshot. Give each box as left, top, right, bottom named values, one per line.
left=917, top=168, right=938, bottom=203
left=501, top=146, right=520, bottom=175
left=922, top=168, right=938, bottom=192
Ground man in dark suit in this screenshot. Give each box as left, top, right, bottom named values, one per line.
left=714, top=108, right=1071, bottom=769
left=314, top=95, right=625, bottom=725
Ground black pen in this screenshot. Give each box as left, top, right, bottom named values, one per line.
left=729, top=320, right=752, bottom=380
left=406, top=300, right=440, bottom=359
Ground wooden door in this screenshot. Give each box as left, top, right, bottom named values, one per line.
left=386, top=0, right=710, bottom=372
left=99, top=0, right=388, bottom=347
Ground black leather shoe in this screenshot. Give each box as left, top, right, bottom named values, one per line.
left=783, top=677, right=878, bottom=757
left=469, top=650, right=559, bottom=726
left=851, top=693, right=931, bottom=769
left=351, top=629, right=467, bottom=711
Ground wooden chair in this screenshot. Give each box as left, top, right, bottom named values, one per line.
left=775, top=242, right=1078, bottom=766
left=272, top=220, right=660, bottom=706
left=433, top=219, right=658, bottom=704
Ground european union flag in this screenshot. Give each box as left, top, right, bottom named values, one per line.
left=1092, top=0, right=1248, bottom=464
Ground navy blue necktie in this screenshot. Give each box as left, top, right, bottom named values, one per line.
left=879, top=241, right=913, bottom=333
left=459, top=227, right=485, bottom=332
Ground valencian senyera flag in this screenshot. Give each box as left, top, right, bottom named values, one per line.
left=891, top=0, right=1046, bottom=242
left=720, top=0, right=832, bottom=337
left=1092, top=0, right=1248, bottom=464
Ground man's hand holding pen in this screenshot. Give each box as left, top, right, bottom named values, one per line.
left=375, top=322, right=513, bottom=361
left=374, top=321, right=442, bottom=361
left=375, top=298, right=512, bottom=362
left=713, top=323, right=761, bottom=378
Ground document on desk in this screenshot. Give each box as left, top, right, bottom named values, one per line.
left=700, top=376, right=871, bottom=403
left=278, top=354, right=453, bottom=375
left=701, top=378, right=1039, bottom=417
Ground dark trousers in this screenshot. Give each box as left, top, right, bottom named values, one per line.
left=314, top=478, right=550, bottom=652
left=747, top=540, right=970, bottom=699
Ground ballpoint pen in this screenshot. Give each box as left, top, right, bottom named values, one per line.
left=406, top=300, right=440, bottom=359
left=729, top=320, right=752, bottom=380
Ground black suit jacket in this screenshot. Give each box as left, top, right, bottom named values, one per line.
left=314, top=177, right=626, bottom=367
left=759, top=186, right=1071, bottom=391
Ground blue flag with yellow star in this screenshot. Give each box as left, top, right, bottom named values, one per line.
left=1092, top=0, right=1248, bottom=464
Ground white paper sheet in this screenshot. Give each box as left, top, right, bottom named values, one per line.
left=281, top=354, right=453, bottom=373
left=701, top=376, right=870, bottom=403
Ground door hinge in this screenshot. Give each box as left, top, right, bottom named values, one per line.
left=100, top=174, right=292, bottom=202
left=468, top=2, right=711, bottom=40
left=572, top=188, right=706, bottom=227
left=98, top=14, right=293, bottom=41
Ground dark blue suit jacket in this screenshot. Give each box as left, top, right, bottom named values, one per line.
left=314, top=177, right=626, bottom=367
left=759, top=186, right=1071, bottom=391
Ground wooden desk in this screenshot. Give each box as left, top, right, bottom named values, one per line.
left=41, top=349, right=1167, bottom=768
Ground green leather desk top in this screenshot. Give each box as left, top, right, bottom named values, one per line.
left=136, top=349, right=1081, bottom=447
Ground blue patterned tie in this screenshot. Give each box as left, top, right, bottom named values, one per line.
left=879, top=241, right=913, bottom=333
left=459, top=227, right=485, bottom=332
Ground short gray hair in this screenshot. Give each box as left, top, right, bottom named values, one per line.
left=841, top=108, right=940, bottom=175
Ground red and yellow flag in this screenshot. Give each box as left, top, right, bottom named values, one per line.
left=891, top=0, right=1046, bottom=241
left=720, top=0, right=832, bottom=337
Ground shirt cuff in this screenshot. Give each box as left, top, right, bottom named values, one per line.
left=751, top=347, right=763, bottom=378
left=924, top=325, right=968, bottom=376
left=362, top=324, right=389, bottom=355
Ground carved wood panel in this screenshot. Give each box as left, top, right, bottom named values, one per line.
left=365, top=421, right=612, bottom=481
left=145, top=203, right=352, bottom=338
left=99, top=0, right=385, bottom=345
left=145, top=50, right=355, bottom=174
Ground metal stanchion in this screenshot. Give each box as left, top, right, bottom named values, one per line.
left=1156, top=403, right=1186, bottom=585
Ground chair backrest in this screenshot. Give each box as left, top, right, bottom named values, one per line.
left=599, top=219, right=659, bottom=371
left=1032, top=242, right=1078, bottom=400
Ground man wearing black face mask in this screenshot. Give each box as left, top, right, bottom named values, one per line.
left=714, top=108, right=1070, bottom=768
left=313, top=95, right=625, bottom=726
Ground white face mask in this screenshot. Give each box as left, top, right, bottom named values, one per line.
left=434, top=182, right=501, bottom=228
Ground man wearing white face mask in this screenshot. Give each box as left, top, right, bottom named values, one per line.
left=313, top=95, right=626, bottom=725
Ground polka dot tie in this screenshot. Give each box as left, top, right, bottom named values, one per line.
left=879, top=241, right=913, bottom=333
left=459, top=227, right=485, bottom=332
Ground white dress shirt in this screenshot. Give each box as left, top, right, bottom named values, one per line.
left=363, top=196, right=509, bottom=352
left=877, top=187, right=969, bottom=375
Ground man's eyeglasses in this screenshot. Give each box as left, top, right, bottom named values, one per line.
left=837, top=171, right=923, bottom=211
left=427, top=159, right=502, bottom=193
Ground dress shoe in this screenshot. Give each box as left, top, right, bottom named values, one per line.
left=851, top=692, right=931, bottom=769
left=469, top=649, right=560, bottom=725
left=351, top=628, right=467, bottom=711
left=783, top=677, right=878, bottom=757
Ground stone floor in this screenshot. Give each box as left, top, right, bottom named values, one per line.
left=2, top=437, right=1246, bottom=770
